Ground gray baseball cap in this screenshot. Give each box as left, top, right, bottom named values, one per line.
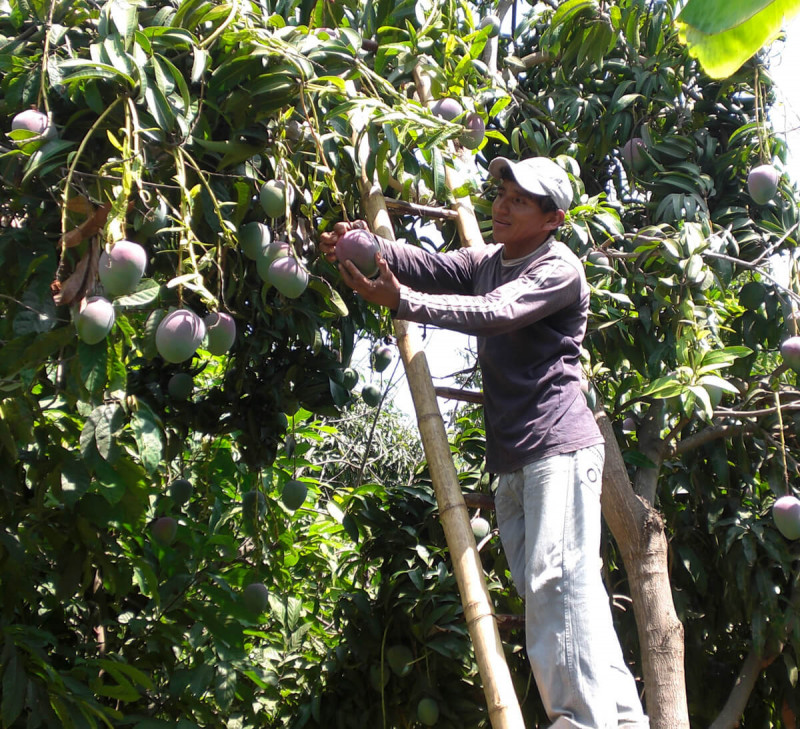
left=488, top=156, right=573, bottom=211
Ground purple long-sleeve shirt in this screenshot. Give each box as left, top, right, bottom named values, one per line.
left=377, top=235, right=603, bottom=474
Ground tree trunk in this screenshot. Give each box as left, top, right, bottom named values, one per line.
left=596, top=411, right=690, bottom=729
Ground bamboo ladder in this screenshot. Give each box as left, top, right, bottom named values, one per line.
left=348, top=69, right=526, bottom=729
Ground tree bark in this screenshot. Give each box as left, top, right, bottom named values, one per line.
left=596, top=411, right=690, bottom=729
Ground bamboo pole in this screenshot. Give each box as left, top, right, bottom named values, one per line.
left=350, top=91, right=525, bottom=729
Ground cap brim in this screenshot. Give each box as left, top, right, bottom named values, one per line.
left=488, top=157, right=512, bottom=180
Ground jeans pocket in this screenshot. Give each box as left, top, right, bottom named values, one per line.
left=579, top=445, right=604, bottom=499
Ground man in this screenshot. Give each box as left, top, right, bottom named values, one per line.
left=319, top=156, right=649, bottom=729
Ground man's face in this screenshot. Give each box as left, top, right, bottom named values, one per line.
left=491, top=179, right=561, bottom=253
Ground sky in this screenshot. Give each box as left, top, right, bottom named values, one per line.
left=362, top=14, right=800, bottom=423
left=768, top=13, right=800, bottom=184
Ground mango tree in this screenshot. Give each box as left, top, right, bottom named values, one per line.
left=0, top=0, right=798, bottom=727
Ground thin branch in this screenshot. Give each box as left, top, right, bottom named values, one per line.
left=704, top=249, right=800, bottom=305
left=463, top=492, right=495, bottom=511
left=670, top=422, right=757, bottom=456
left=520, top=51, right=551, bottom=68
left=354, top=357, right=405, bottom=488
left=434, top=386, right=484, bottom=404
left=0, top=293, right=69, bottom=323
left=384, top=197, right=458, bottom=220
left=715, top=402, right=800, bottom=418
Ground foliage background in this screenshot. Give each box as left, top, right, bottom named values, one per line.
left=1, top=0, right=799, bottom=727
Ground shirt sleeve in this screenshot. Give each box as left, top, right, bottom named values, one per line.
left=375, top=236, right=480, bottom=295
left=394, top=255, right=583, bottom=337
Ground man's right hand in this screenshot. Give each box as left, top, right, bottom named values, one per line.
left=318, top=219, right=369, bottom=263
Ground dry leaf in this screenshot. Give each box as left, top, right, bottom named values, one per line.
left=52, top=239, right=99, bottom=306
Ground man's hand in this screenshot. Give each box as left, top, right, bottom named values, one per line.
left=318, top=220, right=368, bottom=263
left=339, top=253, right=401, bottom=311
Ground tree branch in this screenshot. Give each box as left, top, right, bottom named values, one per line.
left=708, top=649, right=763, bottom=729
left=463, top=492, right=495, bottom=511
left=716, top=403, right=800, bottom=417
left=520, top=51, right=551, bottom=68
left=385, top=197, right=458, bottom=220
left=434, top=386, right=484, bottom=404
left=633, top=402, right=668, bottom=504
left=709, top=572, right=800, bottom=729
left=671, top=421, right=757, bottom=456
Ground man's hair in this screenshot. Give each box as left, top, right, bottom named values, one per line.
left=499, top=168, right=559, bottom=213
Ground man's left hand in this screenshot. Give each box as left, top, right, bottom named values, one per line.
left=339, top=253, right=401, bottom=311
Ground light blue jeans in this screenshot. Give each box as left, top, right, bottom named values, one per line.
left=494, top=444, right=649, bottom=729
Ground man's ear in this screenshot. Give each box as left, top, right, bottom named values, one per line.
left=545, top=209, right=566, bottom=230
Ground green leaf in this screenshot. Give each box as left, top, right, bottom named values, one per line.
left=144, top=83, right=175, bottom=131
left=188, top=663, right=214, bottom=698
left=191, top=48, right=210, bottom=83
left=699, top=346, right=752, bottom=367
left=431, top=147, right=445, bottom=203
left=100, top=35, right=135, bottom=77
left=20, top=139, right=74, bottom=186
left=286, top=596, right=302, bottom=631
left=552, top=0, right=599, bottom=28
left=82, top=403, right=124, bottom=462
left=329, top=379, right=350, bottom=407
left=689, top=384, right=714, bottom=421
left=341, top=512, right=360, bottom=542
left=141, top=309, right=167, bottom=359
left=213, top=663, right=237, bottom=711
left=97, top=659, right=154, bottom=691
left=676, top=0, right=800, bottom=78
left=156, top=54, right=191, bottom=112
left=79, top=340, right=109, bottom=394
left=610, top=92, right=642, bottom=113
left=140, top=27, right=197, bottom=49
left=58, top=59, right=136, bottom=87
left=60, top=457, right=92, bottom=507
left=109, top=0, right=138, bottom=47
left=640, top=375, right=686, bottom=399
left=172, top=0, right=210, bottom=29
left=93, top=454, right=146, bottom=503
left=113, top=280, right=162, bottom=308
left=130, top=404, right=163, bottom=475
left=0, top=327, right=74, bottom=380
left=622, top=450, right=658, bottom=468
left=0, top=412, right=16, bottom=458
left=699, top=374, right=739, bottom=394
left=13, top=290, right=58, bottom=335
left=307, top=278, right=349, bottom=317
left=132, top=563, right=160, bottom=600
left=1, top=652, right=27, bottom=728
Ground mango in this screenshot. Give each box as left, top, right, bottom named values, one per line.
left=155, top=309, right=206, bottom=363
left=76, top=296, right=115, bottom=344
left=204, top=312, right=236, bottom=355
left=267, top=256, right=308, bottom=298
left=99, top=240, right=147, bottom=297
left=337, top=229, right=380, bottom=278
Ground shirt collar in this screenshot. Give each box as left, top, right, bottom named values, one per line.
left=500, top=235, right=555, bottom=267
